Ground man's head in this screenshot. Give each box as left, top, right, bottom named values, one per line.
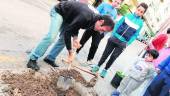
left=112, top=0, right=124, bottom=8
left=135, top=2, right=148, bottom=17
left=145, top=49, right=159, bottom=62
left=94, top=15, right=115, bottom=33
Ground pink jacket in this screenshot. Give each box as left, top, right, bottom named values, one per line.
left=153, top=48, right=170, bottom=67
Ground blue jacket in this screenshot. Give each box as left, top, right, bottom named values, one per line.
left=97, top=2, right=117, bottom=20
left=112, top=13, right=143, bottom=45
left=158, top=55, right=170, bottom=74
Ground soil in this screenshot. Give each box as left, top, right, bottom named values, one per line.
left=1, top=69, right=89, bottom=96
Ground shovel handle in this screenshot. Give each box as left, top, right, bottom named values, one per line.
left=73, top=65, right=97, bottom=77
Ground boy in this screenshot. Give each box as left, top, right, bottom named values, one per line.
left=112, top=49, right=159, bottom=96
left=27, top=1, right=115, bottom=71
left=92, top=2, right=148, bottom=78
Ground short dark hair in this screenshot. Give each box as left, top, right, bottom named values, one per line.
left=146, top=49, right=159, bottom=59
left=137, top=2, right=148, bottom=13
left=167, top=28, right=170, bottom=34
left=100, top=15, right=115, bottom=30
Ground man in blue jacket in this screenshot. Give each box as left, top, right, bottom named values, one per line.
left=76, top=0, right=124, bottom=65
left=144, top=55, right=170, bottom=96
left=92, top=2, right=148, bottom=78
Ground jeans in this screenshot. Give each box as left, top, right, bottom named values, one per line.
left=46, top=34, right=65, bottom=62
left=29, top=7, right=63, bottom=60
left=45, top=21, right=70, bottom=62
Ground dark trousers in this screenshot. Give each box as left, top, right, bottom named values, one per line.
left=76, top=28, right=104, bottom=61
left=92, top=0, right=102, bottom=7
left=143, top=70, right=170, bottom=96
left=98, top=36, right=126, bottom=70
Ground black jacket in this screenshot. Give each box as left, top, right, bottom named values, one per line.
left=55, top=1, right=101, bottom=50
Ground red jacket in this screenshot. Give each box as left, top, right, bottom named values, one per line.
left=151, top=34, right=168, bottom=51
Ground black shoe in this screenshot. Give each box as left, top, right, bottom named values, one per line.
left=44, top=57, right=59, bottom=67
left=27, top=59, right=40, bottom=71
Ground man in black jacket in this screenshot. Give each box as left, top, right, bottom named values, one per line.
left=27, top=1, right=115, bottom=71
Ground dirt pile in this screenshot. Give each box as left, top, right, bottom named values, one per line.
left=0, top=69, right=90, bottom=96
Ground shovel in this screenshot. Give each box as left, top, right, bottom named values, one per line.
left=57, top=76, right=75, bottom=91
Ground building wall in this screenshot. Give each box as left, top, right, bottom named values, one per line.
left=123, top=0, right=170, bottom=36
left=142, top=0, right=170, bottom=32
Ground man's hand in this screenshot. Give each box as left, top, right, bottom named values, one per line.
left=73, top=37, right=81, bottom=49
left=67, top=50, right=75, bottom=63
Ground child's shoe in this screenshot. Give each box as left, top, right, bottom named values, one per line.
left=100, top=69, right=107, bottom=78
left=91, top=65, right=99, bottom=73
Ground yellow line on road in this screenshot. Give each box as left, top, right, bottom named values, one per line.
left=0, top=55, right=18, bottom=63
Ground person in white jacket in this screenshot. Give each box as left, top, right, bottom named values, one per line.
left=112, top=49, right=159, bottom=96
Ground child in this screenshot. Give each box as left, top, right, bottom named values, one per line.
left=91, top=3, right=148, bottom=78
left=112, top=49, right=159, bottom=96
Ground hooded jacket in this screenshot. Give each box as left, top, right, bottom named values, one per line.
left=112, top=13, right=143, bottom=45
left=128, top=58, right=155, bottom=81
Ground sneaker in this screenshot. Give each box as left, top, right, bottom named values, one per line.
left=27, top=59, right=40, bottom=71
left=87, top=60, right=95, bottom=65
left=112, top=91, right=120, bottom=96
left=100, top=69, right=107, bottom=78
left=80, top=61, right=90, bottom=67
left=89, top=64, right=96, bottom=68
left=91, top=65, right=99, bottom=73
left=80, top=60, right=94, bottom=67
left=44, top=57, right=59, bottom=67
